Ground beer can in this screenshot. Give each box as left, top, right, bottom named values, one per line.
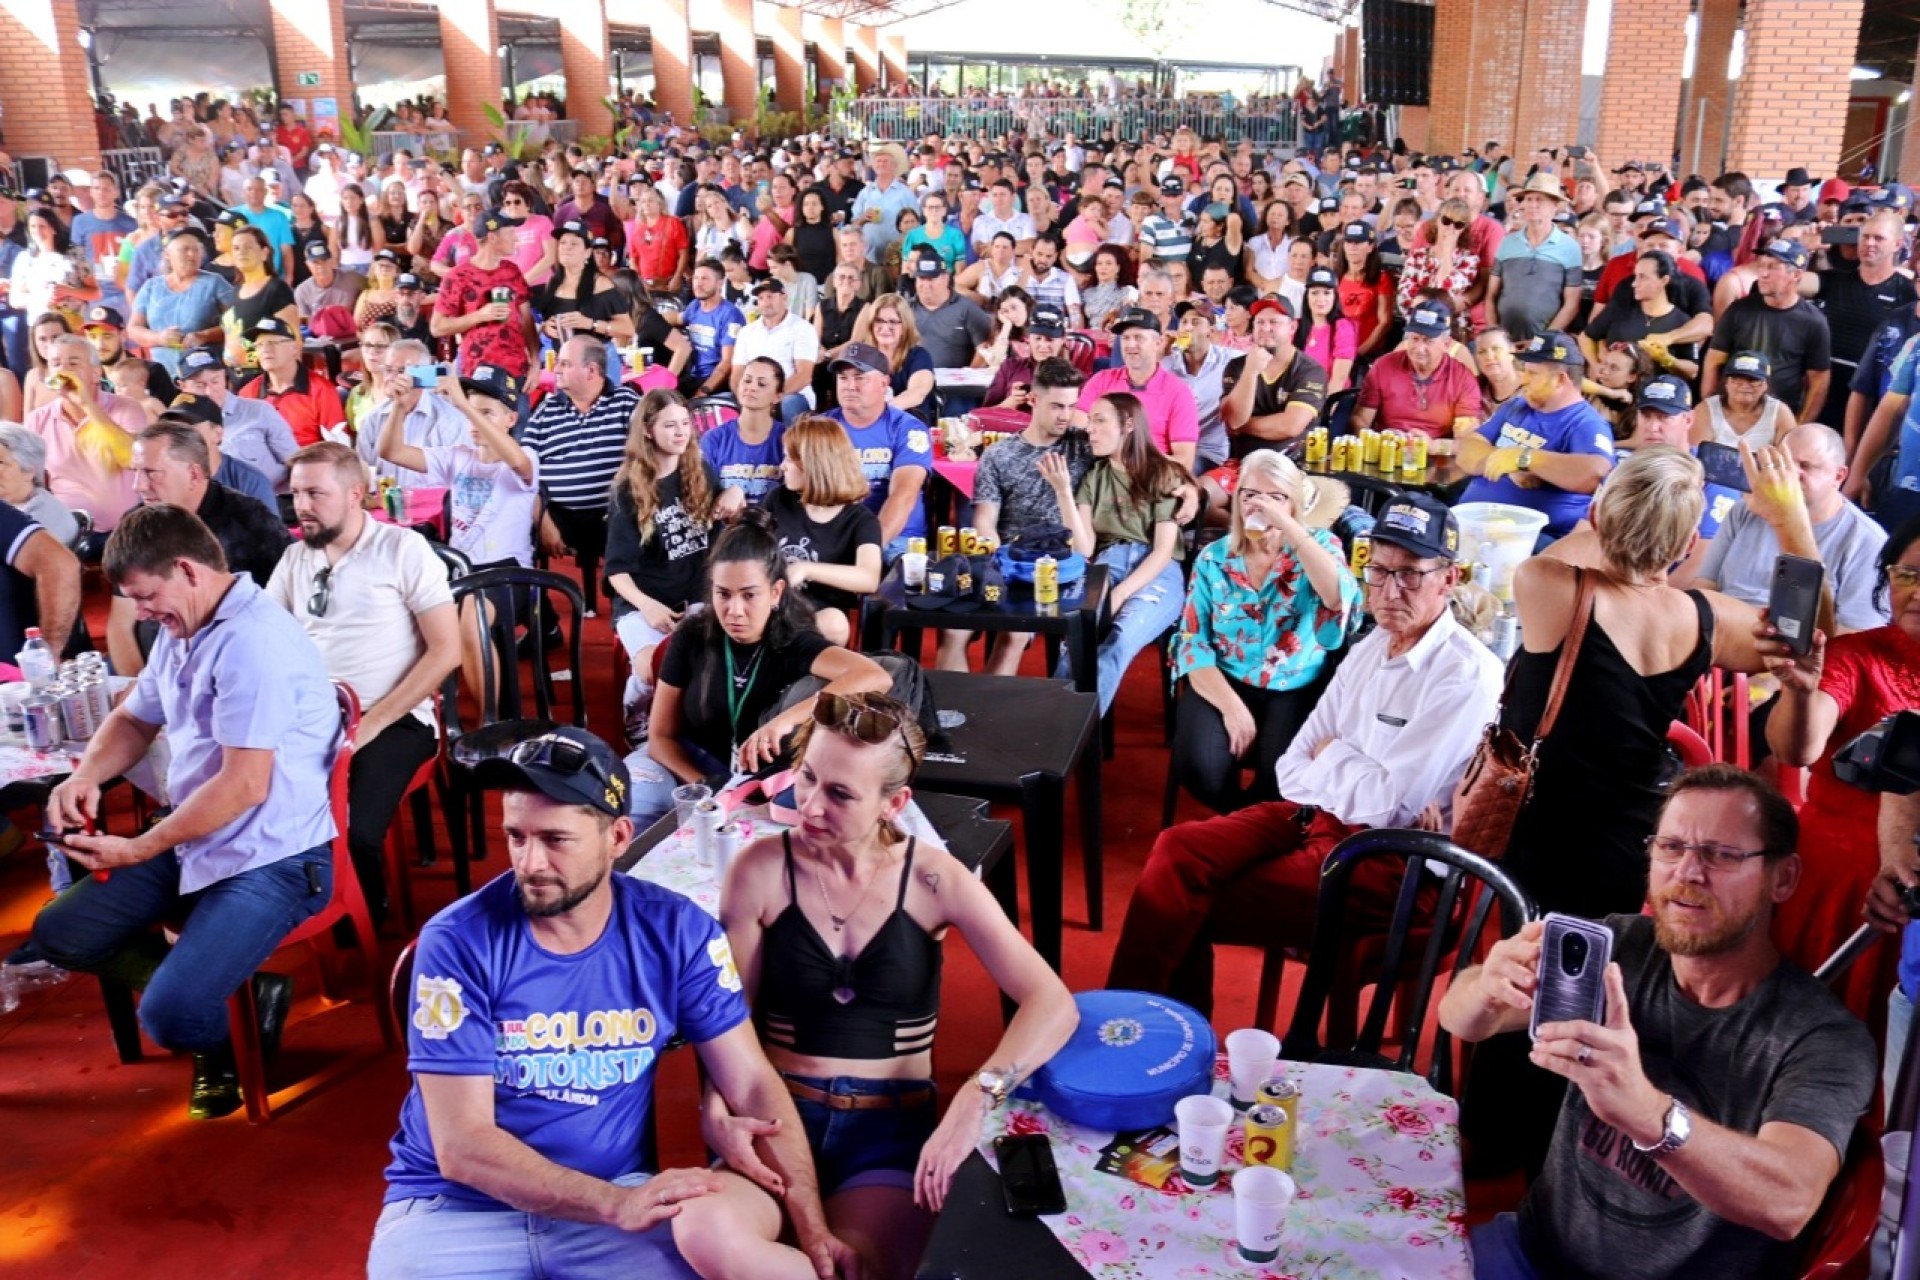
left=907, top=536, right=927, bottom=559
left=1258, top=1078, right=1301, bottom=1131
left=1304, top=426, right=1328, bottom=465
left=1034, top=555, right=1059, bottom=606
left=1379, top=434, right=1401, bottom=473
left=22, top=696, right=63, bottom=750
left=490, top=286, right=513, bottom=304
left=712, top=821, right=743, bottom=878
left=1402, top=431, right=1428, bottom=474
left=693, top=798, right=726, bottom=865
left=385, top=484, right=406, bottom=521
left=1360, top=428, right=1381, bottom=465
left=1243, top=1103, right=1294, bottom=1171
left=936, top=525, right=958, bottom=558
left=960, top=526, right=980, bottom=556
left=57, top=683, right=93, bottom=741
left=81, top=675, right=112, bottom=729
left=1349, top=531, right=1372, bottom=577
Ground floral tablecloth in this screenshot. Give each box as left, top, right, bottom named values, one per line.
left=0, top=740, right=83, bottom=790
left=983, top=1055, right=1470, bottom=1280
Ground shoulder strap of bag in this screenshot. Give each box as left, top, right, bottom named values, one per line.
left=1532, top=566, right=1596, bottom=745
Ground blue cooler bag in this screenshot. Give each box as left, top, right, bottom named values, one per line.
left=1018, top=990, right=1216, bottom=1132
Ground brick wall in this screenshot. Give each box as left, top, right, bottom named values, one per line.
left=267, top=0, right=354, bottom=127
left=1726, top=0, right=1865, bottom=177
left=1512, top=0, right=1586, bottom=159
left=1594, top=0, right=1686, bottom=166
left=614, top=0, right=690, bottom=123
left=717, top=0, right=757, bottom=122
left=1904, top=34, right=1920, bottom=183
left=0, top=0, right=100, bottom=171
left=1397, top=105, right=1430, bottom=153
left=439, top=0, right=501, bottom=141
left=1681, top=0, right=1739, bottom=176
left=555, top=0, right=612, bottom=136
left=770, top=6, right=807, bottom=113
left=849, top=24, right=880, bottom=94
left=806, top=15, right=847, bottom=92
left=1427, top=0, right=1475, bottom=154
left=1464, top=0, right=1525, bottom=157
left=1342, top=26, right=1361, bottom=97
left=880, top=31, right=908, bottom=89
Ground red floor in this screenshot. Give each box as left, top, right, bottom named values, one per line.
left=0, top=572, right=1521, bottom=1277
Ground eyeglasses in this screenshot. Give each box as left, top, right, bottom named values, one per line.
left=1886, top=565, right=1920, bottom=590
left=813, top=691, right=919, bottom=771
left=308, top=566, right=332, bottom=617
left=1644, top=834, right=1773, bottom=872
left=1363, top=563, right=1446, bottom=591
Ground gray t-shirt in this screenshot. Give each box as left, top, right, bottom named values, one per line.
left=1163, top=343, right=1235, bottom=467
left=908, top=295, right=994, bottom=369
left=1518, top=914, right=1874, bottom=1280
left=973, top=432, right=1093, bottom=544
left=1698, top=499, right=1890, bottom=631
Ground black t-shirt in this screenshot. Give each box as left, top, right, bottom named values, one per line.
left=659, top=624, right=834, bottom=765
left=1816, top=265, right=1919, bottom=369
left=634, top=307, right=675, bottom=367
left=821, top=178, right=864, bottom=222
left=1707, top=295, right=1831, bottom=413
left=763, top=486, right=883, bottom=613
left=1585, top=301, right=1701, bottom=369
left=603, top=465, right=718, bottom=614
left=793, top=219, right=837, bottom=282
left=1187, top=236, right=1245, bottom=287
left=230, top=276, right=297, bottom=332
left=1221, top=348, right=1330, bottom=458
left=533, top=276, right=623, bottom=331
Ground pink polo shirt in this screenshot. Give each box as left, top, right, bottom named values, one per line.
left=1078, top=365, right=1201, bottom=455
left=25, top=394, right=145, bottom=531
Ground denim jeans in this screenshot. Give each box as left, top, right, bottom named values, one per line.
left=1058, top=541, right=1185, bottom=715
left=367, top=1171, right=698, bottom=1280
left=624, top=739, right=730, bottom=827
left=30, top=843, right=332, bottom=1052
left=1470, top=1213, right=1544, bottom=1279
left=785, top=1073, right=940, bottom=1195
left=777, top=391, right=814, bottom=424
left=1889, top=985, right=1913, bottom=1118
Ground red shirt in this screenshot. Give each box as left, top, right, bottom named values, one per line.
left=1591, top=250, right=1707, bottom=308
left=275, top=123, right=314, bottom=170
left=239, top=365, right=345, bottom=447
left=437, top=258, right=533, bottom=378
left=626, top=214, right=689, bottom=285
left=1355, top=349, right=1483, bottom=439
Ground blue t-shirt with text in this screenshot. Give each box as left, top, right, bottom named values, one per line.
left=683, top=298, right=745, bottom=380
left=826, top=404, right=935, bottom=540
left=1461, top=397, right=1616, bottom=539
left=701, top=419, right=787, bottom=502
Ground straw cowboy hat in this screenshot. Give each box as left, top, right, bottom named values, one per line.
left=1511, top=172, right=1572, bottom=205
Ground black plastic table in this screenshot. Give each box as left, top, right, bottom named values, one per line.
left=913, top=670, right=1104, bottom=964
left=860, top=561, right=1110, bottom=697
left=916, top=1151, right=1086, bottom=1280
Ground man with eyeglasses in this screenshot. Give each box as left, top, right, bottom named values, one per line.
left=1106, top=493, right=1502, bottom=1016
left=370, top=725, right=861, bottom=1280
left=1445, top=764, right=1873, bottom=1280
left=358, top=338, right=474, bottom=488
left=269, top=439, right=459, bottom=929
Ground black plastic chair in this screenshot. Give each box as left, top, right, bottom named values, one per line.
left=1320, top=387, right=1361, bottom=437
left=1280, top=828, right=1538, bottom=1097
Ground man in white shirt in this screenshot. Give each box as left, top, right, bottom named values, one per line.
left=358, top=339, right=475, bottom=488
left=970, top=180, right=1036, bottom=255
left=268, top=440, right=461, bottom=924
left=729, top=278, right=819, bottom=422
left=1106, top=493, right=1504, bottom=1015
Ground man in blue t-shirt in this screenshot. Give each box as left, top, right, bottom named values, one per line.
left=1459, top=330, right=1616, bottom=541
left=678, top=258, right=744, bottom=400
left=70, top=172, right=139, bottom=313
left=372, top=727, right=855, bottom=1280
left=824, top=342, right=935, bottom=554
left=1851, top=328, right=1920, bottom=531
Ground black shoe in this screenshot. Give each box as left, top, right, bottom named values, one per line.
left=188, top=1051, right=241, bottom=1120
left=252, top=972, right=294, bottom=1065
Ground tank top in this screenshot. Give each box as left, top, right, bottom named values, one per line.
left=1500, top=587, right=1715, bottom=919
left=1703, top=395, right=1786, bottom=449
left=756, top=834, right=942, bottom=1060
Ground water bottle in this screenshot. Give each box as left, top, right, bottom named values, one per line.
left=16, top=628, right=56, bottom=692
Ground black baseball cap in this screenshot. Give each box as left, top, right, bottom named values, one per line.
left=396, top=272, right=423, bottom=290
left=477, top=208, right=524, bottom=234
left=1370, top=492, right=1460, bottom=562
left=906, top=554, right=982, bottom=612
left=460, top=363, right=520, bottom=407
left=1642, top=216, right=1686, bottom=242
left=1759, top=237, right=1810, bottom=271
left=1027, top=304, right=1067, bottom=338
left=1727, top=350, right=1772, bottom=381
left=1158, top=175, right=1185, bottom=195
left=305, top=240, right=334, bottom=260
left=83, top=304, right=124, bottom=331
left=472, top=727, right=630, bottom=818
left=552, top=218, right=590, bottom=240
left=910, top=251, right=947, bottom=278
left=1515, top=331, right=1585, bottom=369
left=373, top=248, right=399, bottom=263
left=179, top=346, right=225, bottom=378
left=163, top=392, right=222, bottom=426
left=246, top=316, right=297, bottom=342
left=1403, top=299, right=1452, bottom=338
left=1110, top=307, right=1162, bottom=335
left=829, top=342, right=890, bottom=375
left=1635, top=374, right=1693, bottom=414
left=213, top=208, right=249, bottom=229
left=751, top=276, right=786, bottom=295
left=1306, top=267, right=1338, bottom=290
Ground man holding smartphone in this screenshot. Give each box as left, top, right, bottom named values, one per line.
left=1444, top=766, right=1874, bottom=1280
left=357, top=337, right=472, bottom=488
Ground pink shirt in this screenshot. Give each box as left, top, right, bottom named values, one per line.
left=509, top=214, right=555, bottom=286
left=748, top=204, right=794, bottom=272
left=1077, top=365, right=1200, bottom=454
left=26, top=394, right=145, bottom=530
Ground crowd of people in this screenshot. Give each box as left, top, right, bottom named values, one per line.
left=2, top=83, right=1920, bottom=1280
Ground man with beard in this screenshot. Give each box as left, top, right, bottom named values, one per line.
left=1444, top=765, right=1874, bottom=1280
left=369, top=726, right=858, bottom=1280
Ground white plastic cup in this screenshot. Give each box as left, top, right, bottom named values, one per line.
left=671, top=782, right=712, bottom=831
left=1226, top=1027, right=1281, bottom=1109
left=1174, top=1094, right=1234, bottom=1188
left=1233, top=1165, right=1296, bottom=1263
left=902, top=551, right=928, bottom=589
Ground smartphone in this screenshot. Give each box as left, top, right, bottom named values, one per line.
left=995, top=1133, right=1067, bottom=1216
left=1530, top=913, right=1612, bottom=1041
left=1768, top=553, right=1826, bottom=657
left=1696, top=441, right=1751, bottom=493
left=832, top=210, right=846, bottom=227
left=1566, top=145, right=1590, bottom=160
left=408, top=362, right=452, bottom=388
left=1821, top=225, right=1861, bottom=247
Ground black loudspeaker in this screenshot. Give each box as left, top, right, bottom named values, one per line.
left=1362, top=0, right=1434, bottom=107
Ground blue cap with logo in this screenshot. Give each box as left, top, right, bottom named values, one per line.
left=1514, top=330, right=1586, bottom=369
left=472, top=727, right=630, bottom=817
left=1370, top=492, right=1460, bottom=562
left=1635, top=374, right=1694, bottom=414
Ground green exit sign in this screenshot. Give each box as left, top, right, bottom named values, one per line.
left=296, top=71, right=321, bottom=87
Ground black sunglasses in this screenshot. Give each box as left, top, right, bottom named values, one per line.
left=510, top=732, right=619, bottom=796
left=308, top=566, right=332, bottom=617
left=813, top=691, right=919, bottom=771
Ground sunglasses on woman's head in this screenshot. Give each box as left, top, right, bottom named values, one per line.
left=813, top=692, right=919, bottom=770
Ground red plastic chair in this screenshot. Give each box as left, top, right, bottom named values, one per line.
left=1796, top=1124, right=1883, bottom=1278
left=382, top=686, right=458, bottom=936
left=1683, top=668, right=1752, bottom=768
left=1667, top=720, right=1714, bottom=768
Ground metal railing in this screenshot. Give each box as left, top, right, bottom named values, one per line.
left=837, top=97, right=1300, bottom=149
left=97, top=147, right=167, bottom=191
left=369, top=130, right=463, bottom=161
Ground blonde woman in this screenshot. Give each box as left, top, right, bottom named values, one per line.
left=764, top=415, right=884, bottom=646
left=852, top=295, right=935, bottom=419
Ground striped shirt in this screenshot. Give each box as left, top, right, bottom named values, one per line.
left=518, top=381, right=640, bottom=511
left=1138, top=213, right=1193, bottom=262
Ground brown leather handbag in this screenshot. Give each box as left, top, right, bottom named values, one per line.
left=1451, top=567, right=1596, bottom=859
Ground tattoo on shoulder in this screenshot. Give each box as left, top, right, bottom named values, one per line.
left=923, top=871, right=940, bottom=894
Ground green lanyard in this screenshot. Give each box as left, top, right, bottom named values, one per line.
left=724, top=641, right=764, bottom=751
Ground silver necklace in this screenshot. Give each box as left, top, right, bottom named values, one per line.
left=810, top=853, right=889, bottom=932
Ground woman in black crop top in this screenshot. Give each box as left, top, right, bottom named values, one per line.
left=693, top=692, right=1077, bottom=1278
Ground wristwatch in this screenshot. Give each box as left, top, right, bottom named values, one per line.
left=975, top=1067, right=1014, bottom=1109
left=1517, top=446, right=1535, bottom=472
left=1631, top=1095, right=1692, bottom=1157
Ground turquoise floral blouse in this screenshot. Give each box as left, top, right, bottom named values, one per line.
left=1172, top=528, right=1362, bottom=690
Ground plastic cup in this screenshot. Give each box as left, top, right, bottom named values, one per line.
left=671, top=783, right=712, bottom=831
left=1174, top=1094, right=1234, bottom=1188
left=1226, top=1027, right=1281, bottom=1110
left=1233, top=1165, right=1296, bottom=1263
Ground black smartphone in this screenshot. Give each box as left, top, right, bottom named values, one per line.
left=1768, top=553, right=1826, bottom=657
left=1566, top=145, right=1589, bottom=160
left=1531, top=913, right=1612, bottom=1040
left=1821, top=225, right=1861, bottom=247
left=36, top=826, right=81, bottom=847
left=1696, top=441, right=1751, bottom=493
left=995, top=1133, right=1067, bottom=1216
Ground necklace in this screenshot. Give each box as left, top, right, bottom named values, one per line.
left=811, top=850, right=890, bottom=935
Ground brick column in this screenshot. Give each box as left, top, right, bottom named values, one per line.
left=1593, top=0, right=1687, bottom=166
left=555, top=0, right=612, bottom=136
left=267, top=0, right=353, bottom=125
left=1342, top=26, right=1361, bottom=96
left=1428, top=0, right=1527, bottom=158
left=1681, top=0, right=1739, bottom=176
left=612, top=0, right=690, bottom=124
left=849, top=24, right=880, bottom=93
left=770, top=6, right=806, bottom=113
left=1726, top=0, right=1865, bottom=178
left=1397, top=105, right=1430, bottom=153
left=880, top=32, right=908, bottom=90
left=0, top=0, right=100, bottom=171
left=1427, top=0, right=1476, bottom=154
left=1903, top=32, right=1920, bottom=183
left=439, top=0, right=501, bottom=143
left=716, top=0, right=757, bottom=122
left=1511, top=0, right=1587, bottom=160
left=807, top=15, right=847, bottom=93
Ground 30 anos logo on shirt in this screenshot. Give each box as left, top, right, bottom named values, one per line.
left=709, top=936, right=743, bottom=993
left=414, top=975, right=469, bottom=1040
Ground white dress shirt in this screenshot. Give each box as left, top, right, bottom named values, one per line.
left=1270, top=608, right=1503, bottom=828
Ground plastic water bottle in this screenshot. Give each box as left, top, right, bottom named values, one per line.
left=16, top=628, right=56, bottom=692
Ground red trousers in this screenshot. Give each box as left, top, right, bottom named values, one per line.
left=1107, top=801, right=1411, bottom=1019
